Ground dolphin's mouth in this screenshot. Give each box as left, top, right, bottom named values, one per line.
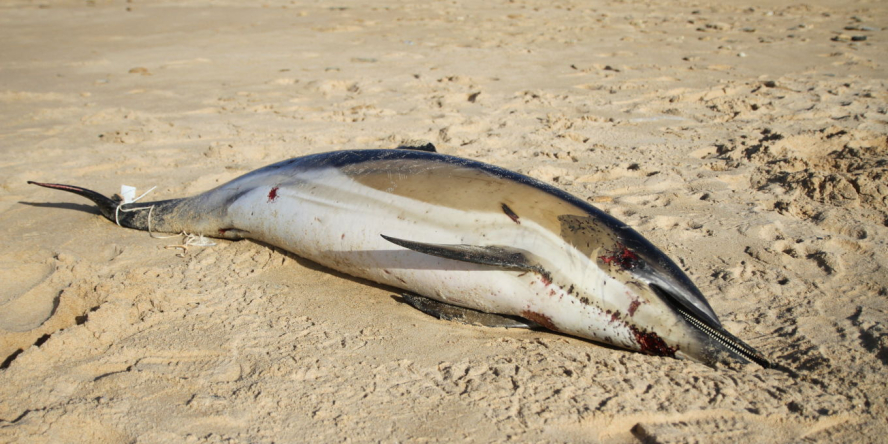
left=650, top=284, right=771, bottom=368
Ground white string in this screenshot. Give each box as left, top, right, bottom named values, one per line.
left=114, top=185, right=216, bottom=256
left=114, top=186, right=157, bottom=227
left=113, top=185, right=181, bottom=239
left=164, top=232, right=217, bottom=257
left=184, top=233, right=216, bottom=247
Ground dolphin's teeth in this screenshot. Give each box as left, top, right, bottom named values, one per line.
left=677, top=308, right=771, bottom=368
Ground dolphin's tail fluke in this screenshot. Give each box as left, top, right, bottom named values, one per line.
left=28, top=181, right=120, bottom=219
left=27, top=181, right=183, bottom=232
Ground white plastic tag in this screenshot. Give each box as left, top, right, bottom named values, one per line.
left=120, top=185, right=137, bottom=204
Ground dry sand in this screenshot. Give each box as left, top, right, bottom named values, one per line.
left=1, top=0, right=887, bottom=442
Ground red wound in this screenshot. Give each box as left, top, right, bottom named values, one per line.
left=599, top=243, right=640, bottom=270
left=267, top=186, right=279, bottom=203
left=630, top=325, right=677, bottom=357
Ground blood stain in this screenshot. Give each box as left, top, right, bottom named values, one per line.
left=599, top=243, right=640, bottom=270
left=521, top=310, right=558, bottom=332
left=268, top=186, right=280, bottom=203
left=628, top=300, right=641, bottom=317
left=629, top=325, right=677, bottom=357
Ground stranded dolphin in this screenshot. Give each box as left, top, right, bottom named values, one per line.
left=29, top=145, right=770, bottom=368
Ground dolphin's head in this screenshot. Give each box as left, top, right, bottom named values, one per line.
left=558, top=214, right=770, bottom=368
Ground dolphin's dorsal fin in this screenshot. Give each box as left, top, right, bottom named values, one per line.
left=395, top=143, right=437, bottom=153
left=380, top=235, right=536, bottom=271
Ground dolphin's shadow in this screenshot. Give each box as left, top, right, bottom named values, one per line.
left=250, top=239, right=403, bottom=292
left=325, top=249, right=499, bottom=271
left=19, top=201, right=101, bottom=215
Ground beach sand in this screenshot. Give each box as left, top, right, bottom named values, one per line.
left=1, top=0, right=886, bottom=442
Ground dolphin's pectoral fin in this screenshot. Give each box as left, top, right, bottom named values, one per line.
left=380, top=235, right=538, bottom=271
left=395, top=143, right=437, bottom=152
left=400, top=293, right=537, bottom=329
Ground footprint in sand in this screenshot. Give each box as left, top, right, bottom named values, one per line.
left=0, top=261, right=57, bottom=332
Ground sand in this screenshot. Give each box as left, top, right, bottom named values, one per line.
left=1, top=0, right=886, bottom=442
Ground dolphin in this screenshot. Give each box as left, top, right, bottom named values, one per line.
left=29, top=144, right=770, bottom=368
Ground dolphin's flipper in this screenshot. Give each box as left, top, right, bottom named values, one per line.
left=400, top=292, right=537, bottom=329
left=381, top=235, right=539, bottom=271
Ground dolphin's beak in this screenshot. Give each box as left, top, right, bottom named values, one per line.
left=649, top=284, right=771, bottom=368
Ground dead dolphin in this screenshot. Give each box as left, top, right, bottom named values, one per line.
left=29, top=144, right=770, bottom=368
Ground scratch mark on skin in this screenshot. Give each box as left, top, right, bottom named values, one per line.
left=268, top=186, right=280, bottom=203
left=501, top=203, right=520, bottom=224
